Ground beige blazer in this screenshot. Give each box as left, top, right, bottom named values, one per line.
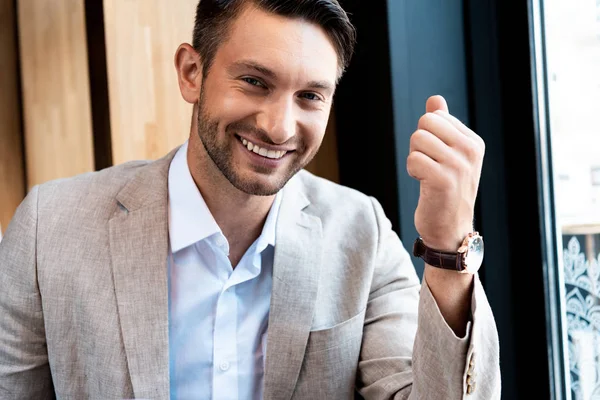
left=0, top=147, right=500, bottom=399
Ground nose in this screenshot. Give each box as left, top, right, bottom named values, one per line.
left=255, top=96, right=296, bottom=144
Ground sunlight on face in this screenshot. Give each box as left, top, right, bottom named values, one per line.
left=194, top=5, right=339, bottom=196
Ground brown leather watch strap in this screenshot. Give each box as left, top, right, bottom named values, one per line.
left=412, top=237, right=464, bottom=272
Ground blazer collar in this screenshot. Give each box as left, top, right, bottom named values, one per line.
left=109, top=147, right=178, bottom=399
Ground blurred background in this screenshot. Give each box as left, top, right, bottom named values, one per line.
left=1, top=0, right=600, bottom=398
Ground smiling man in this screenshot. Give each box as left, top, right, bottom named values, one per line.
left=0, top=1, right=501, bottom=399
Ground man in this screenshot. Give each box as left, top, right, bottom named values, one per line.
left=0, top=0, right=500, bottom=399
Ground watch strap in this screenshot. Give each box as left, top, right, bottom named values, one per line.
left=412, top=237, right=464, bottom=272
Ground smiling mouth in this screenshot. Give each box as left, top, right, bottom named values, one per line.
left=236, top=135, right=289, bottom=160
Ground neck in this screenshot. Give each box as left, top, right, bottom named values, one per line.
left=187, top=131, right=275, bottom=262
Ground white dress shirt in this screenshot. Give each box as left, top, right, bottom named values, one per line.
left=168, top=141, right=282, bottom=400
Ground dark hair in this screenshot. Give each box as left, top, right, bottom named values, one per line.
left=192, top=0, right=356, bottom=80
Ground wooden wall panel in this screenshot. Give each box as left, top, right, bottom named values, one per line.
left=17, top=0, right=95, bottom=189
left=0, top=0, right=25, bottom=234
left=103, top=0, right=196, bottom=164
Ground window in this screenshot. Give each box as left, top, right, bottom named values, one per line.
left=534, top=0, right=600, bottom=398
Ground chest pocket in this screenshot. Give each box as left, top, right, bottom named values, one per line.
left=294, top=309, right=367, bottom=398
left=306, top=308, right=366, bottom=354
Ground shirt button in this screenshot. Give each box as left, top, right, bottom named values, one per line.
left=219, top=362, right=230, bottom=371
left=467, top=381, right=476, bottom=394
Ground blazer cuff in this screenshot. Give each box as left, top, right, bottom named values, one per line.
left=410, top=275, right=474, bottom=398
left=420, top=274, right=473, bottom=341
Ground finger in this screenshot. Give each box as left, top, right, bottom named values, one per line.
left=433, top=110, right=481, bottom=142
left=406, top=150, right=443, bottom=182
left=418, top=112, right=464, bottom=148
left=425, top=95, right=449, bottom=113
left=409, top=129, right=452, bottom=164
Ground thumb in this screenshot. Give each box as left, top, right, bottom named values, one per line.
left=425, top=95, right=449, bottom=113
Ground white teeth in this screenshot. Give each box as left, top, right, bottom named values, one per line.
left=240, top=137, right=287, bottom=159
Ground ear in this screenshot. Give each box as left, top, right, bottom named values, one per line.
left=174, top=43, right=203, bottom=104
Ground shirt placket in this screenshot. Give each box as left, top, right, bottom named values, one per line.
left=211, top=233, right=239, bottom=400
left=213, top=282, right=239, bottom=399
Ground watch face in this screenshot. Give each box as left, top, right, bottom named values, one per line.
left=464, top=235, right=484, bottom=274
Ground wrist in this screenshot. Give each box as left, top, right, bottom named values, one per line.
left=422, top=231, right=472, bottom=253
left=425, top=264, right=474, bottom=284
left=424, top=265, right=474, bottom=336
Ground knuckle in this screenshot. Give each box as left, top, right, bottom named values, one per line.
left=409, top=131, right=419, bottom=148
left=407, top=151, right=423, bottom=171
left=418, top=113, right=434, bottom=128
left=407, top=150, right=419, bottom=164
left=447, top=152, right=469, bottom=174
left=411, top=129, right=429, bottom=145
left=459, top=157, right=471, bottom=173
left=406, top=154, right=416, bottom=175
left=463, top=141, right=480, bottom=160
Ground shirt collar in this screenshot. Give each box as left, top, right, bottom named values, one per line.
left=256, top=184, right=281, bottom=253
left=168, top=140, right=282, bottom=253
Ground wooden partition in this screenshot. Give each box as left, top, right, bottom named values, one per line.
left=17, top=0, right=95, bottom=190
left=0, top=0, right=25, bottom=234
left=103, top=0, right=196, bottom=164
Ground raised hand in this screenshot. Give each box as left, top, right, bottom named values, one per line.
left=407, top=95, right=485, bottom=252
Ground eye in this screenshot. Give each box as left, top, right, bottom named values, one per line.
left=242, top=77, right=266, bottom=88
left=300, top=92, right=322, bottom=101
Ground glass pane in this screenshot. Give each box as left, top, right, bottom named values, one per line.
left=541, top=0, right=600, bottom=398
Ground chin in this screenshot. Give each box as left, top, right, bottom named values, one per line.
left=229, top=153, right=305, bottom=195
left=229, top=172, right=290, bottom=196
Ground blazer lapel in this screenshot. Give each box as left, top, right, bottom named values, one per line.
left=263, top=175, right=323, bottom=400
left=109, top=148, right=179, bottom=399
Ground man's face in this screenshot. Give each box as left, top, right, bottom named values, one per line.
left=195, top=6, right=339, bottom=196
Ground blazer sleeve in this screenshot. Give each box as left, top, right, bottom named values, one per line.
left=356, top=197, right=501, bottom=400
left=0, top=186, right=55, bottom=399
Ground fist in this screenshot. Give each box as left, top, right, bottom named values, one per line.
left=407, top=95, right=485, bottom=252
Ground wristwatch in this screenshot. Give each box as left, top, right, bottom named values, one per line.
left=412, top=232, right=484, bottom=274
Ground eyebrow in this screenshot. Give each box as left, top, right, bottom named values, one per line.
left=230, top=60, right=335, bottom=93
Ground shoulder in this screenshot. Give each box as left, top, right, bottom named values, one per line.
left=36, top=159, right=152, bottom=215
left=3, top=158, right=160, bottom=248
left=294, top=169, right=382, bottom=230
left=31, top=145, right=179, bottom=225
left=296, top=169, right=372, bottom=204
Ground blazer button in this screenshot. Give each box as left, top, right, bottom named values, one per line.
left=467, top=381, right=476, bottom=394
left=467, top=374, right=475, bottom=385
